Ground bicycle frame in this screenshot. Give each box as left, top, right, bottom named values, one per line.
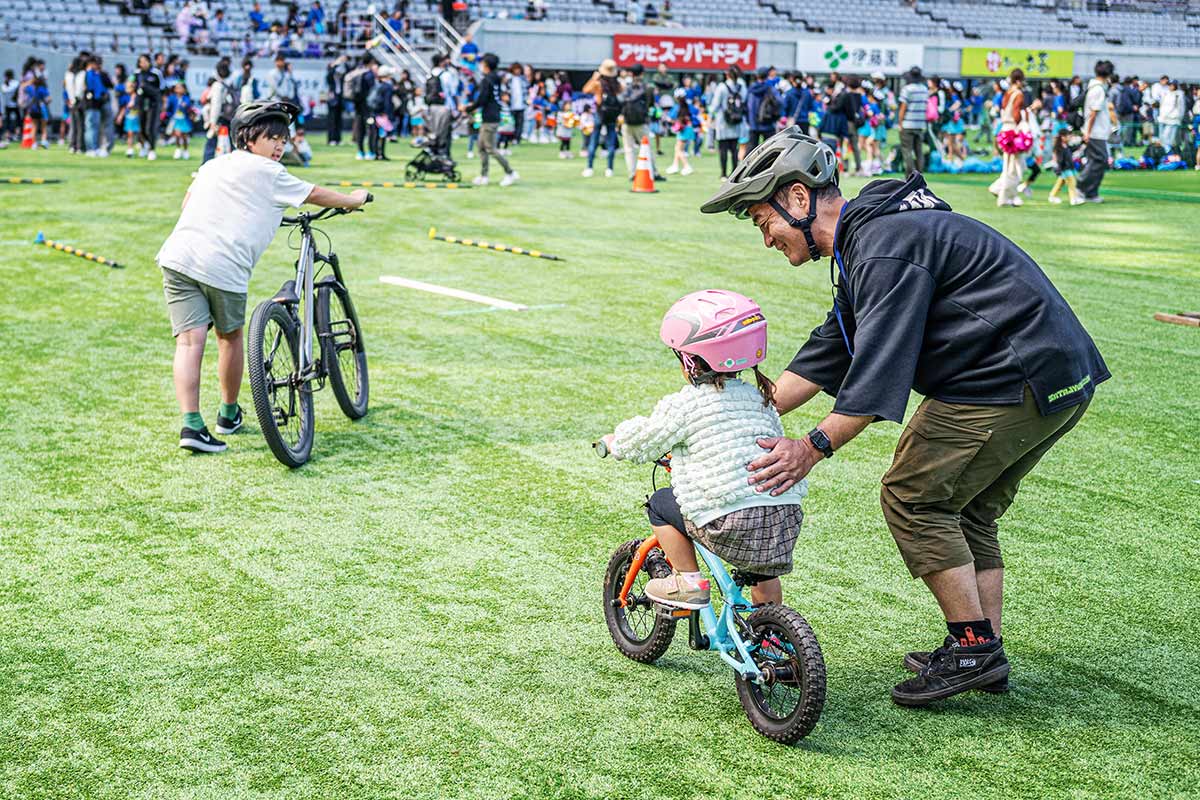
left=295, top=231, right=318, bottom=378
left=279, top=207, right=354, bottom=384
left=617, top=536, right=764, bottom=683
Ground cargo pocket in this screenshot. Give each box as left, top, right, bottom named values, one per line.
left=882, top=407, right=992, bottom=506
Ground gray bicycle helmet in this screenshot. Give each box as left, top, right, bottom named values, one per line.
left=701, top=126, right=839, bottom=262
left=230, top=99, right=300, bottom=148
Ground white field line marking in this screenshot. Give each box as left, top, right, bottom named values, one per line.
left=379, top=276, right=528, bottom=311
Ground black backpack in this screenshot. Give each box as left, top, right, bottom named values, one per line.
left=1115, top=85, right=1134, bottom=116
left=599, top=90, right=621, bottom=124
left=622, top=82, right=648, bottom=125
left=723, top=84, right=745, bottom=125
left=425, top=71, right=446, bottom=106
left=756, top=88, right=780, bottom=126
left=217, top=81, right=238, bottom=124
left=1066, top=87, right=1088, bottom=130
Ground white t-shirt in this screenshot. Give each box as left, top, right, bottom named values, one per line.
left=1085, top=79, right=1112, bottom=140
left=156, top=150, right=314, bottom=293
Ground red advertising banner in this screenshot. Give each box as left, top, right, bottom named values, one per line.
left=613, top=34, right=757, bottom=71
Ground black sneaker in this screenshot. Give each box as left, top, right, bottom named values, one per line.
left=904, top=636, right=1009, bottom=693
left=892, top=637, right=1010, bottom=707
left=214, top=405, right=244, bottom=435
left=179, top=426, right=227, bottom=453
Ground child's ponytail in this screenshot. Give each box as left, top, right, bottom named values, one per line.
left=753, top=366, right=776, bottom=408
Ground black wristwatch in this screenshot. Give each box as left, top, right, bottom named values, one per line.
left=807, top=427, right=834, bottom=458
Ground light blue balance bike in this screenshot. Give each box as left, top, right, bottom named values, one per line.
left=596, top=444, right=826, bottom=743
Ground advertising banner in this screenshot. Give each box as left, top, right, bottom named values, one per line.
left=796, top=41, right=924, bottom=75
left=613, top=34, right=757, bottom=71
left=961, top=47, right=1074, bottom=79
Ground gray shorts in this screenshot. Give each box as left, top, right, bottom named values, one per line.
left=162, top=267, right=246, bottom=336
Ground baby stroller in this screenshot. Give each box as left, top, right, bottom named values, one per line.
left=405, top=104, right=461, bottom=182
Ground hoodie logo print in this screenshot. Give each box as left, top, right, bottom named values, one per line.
left=899, top=188, right=939, bottom=212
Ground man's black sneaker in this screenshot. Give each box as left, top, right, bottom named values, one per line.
left=892, top=637, right=1010, bottom=707
left=214, top=405, right=244, bottom=435
left=179, top=426, right=227, bottom=453
left=904, top=636, right=1009, bottom=693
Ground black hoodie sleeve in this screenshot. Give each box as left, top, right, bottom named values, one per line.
left=786, top=305, right=853, bottom=397
left=832, top=257, right=934, bottom=422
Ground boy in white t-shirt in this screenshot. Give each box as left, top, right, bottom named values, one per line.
left=156, top=100, right=368, bottom=453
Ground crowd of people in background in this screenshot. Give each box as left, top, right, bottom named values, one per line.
left=0, top=50, right=313, bottom=164
left=4, top=42, right=1200, bottom=197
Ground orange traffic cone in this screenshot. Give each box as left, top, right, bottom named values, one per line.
left=20, top=116, right=35, bottom=149
left=631, top=135, right=658, bottom=193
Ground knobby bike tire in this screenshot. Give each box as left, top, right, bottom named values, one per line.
left=735, top=604, right=826, bottom=744
left=603, top=539, right=676, bottom=663
left=315, top=283, right=369, bottom=420
left=247, top=300, right=315, bottom=468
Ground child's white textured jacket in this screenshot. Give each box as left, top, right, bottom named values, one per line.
left=612, top=379, right=807, bottom=527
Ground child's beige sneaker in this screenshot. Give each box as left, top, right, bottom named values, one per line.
left=644, top=571, right=711, bottom=610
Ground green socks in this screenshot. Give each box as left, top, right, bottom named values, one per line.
left=219, top=402, right=239, bottom=420
left=183, top=412, right=205, bottom=431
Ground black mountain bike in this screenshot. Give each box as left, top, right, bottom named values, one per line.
left=247, top=197, right=373, bottom=467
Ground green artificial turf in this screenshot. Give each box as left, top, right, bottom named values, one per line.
left=1, top=141, right=1198, bottom=800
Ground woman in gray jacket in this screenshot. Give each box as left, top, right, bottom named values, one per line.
left=708, top=66, right=749, bottom=179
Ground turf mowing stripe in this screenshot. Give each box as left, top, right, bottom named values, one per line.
left=933, top=174, right=1200, bottom=203
left=379, top=276, right=529, bottom=310
left=439, top=303, right=565, bottom=316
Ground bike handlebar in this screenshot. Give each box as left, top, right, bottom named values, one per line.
left=281, top=193, right=374, bottom=226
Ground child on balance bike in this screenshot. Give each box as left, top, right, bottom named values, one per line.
left=600, top=289, right=807, bottom=608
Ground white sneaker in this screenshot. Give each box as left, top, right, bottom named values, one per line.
left=172, top=148, right=181, bottom=160
left=125, top=147, right=134, bottom=157
left=581, top=167, right=594, bottom=177
left=499, top=171, right=519, bottom=187
left=1012, top=196, right=1023, bottom=207
left=466, top=150, right=475, bottom=158
left=356, top=152, right=364, bottom=160
left=1070, top=196, right=1086, bottom=206
left=98, top=149, right=109, bottom=158
left=472, top=175, right=489, bottom=186
left=557, top=151, right=566, bottom=159
left=1048, top=195, right=1062, bottom=204
left=680, top=166, right=694, bottom=176
left=665, top=164, right=680, bottom=174
left=1086, top=196, right=1104, bottom=204
left=604, top=168, right=613, bottom=178
left=147, top=150, right=157, bottom=161
left=85, top=149, right=98, bottom=157
left=182, top=151, right=190, bottom=160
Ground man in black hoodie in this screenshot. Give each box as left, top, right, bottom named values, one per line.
left=702, top=128, right=1109, bottom=707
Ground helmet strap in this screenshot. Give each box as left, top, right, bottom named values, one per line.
left=768, top=189, right=821, bottom=262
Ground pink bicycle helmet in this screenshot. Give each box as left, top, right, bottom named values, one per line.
left=660, top=289, right=767, bottom=374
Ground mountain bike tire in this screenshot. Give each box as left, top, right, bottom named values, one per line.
left=735, top=603, right=826, bottom=744
left=315, top=283, right=369, bottom=420
left=603, top=539, right=677, bottom=663
left=247, top=300, right=314, bottom=468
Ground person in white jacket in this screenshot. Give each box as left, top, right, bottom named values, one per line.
left=600, top=290, right=806, bottom=610
left=1157, top=79, right=1185, bottom=152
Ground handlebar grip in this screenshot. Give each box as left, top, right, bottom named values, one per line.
left=365, top=193, right=374, bottom=204
left=593, top=440, right=609, bottom=459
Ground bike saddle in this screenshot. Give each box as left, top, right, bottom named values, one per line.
left=731, top=569, right=774, bottom=588
left=273, top=280, right=299, bottom=305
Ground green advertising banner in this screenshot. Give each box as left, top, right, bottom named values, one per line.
left=960, top=47, right=1074, bottom=78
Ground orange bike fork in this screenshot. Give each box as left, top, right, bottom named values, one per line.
left=619, top=536, right=662, bottom=608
